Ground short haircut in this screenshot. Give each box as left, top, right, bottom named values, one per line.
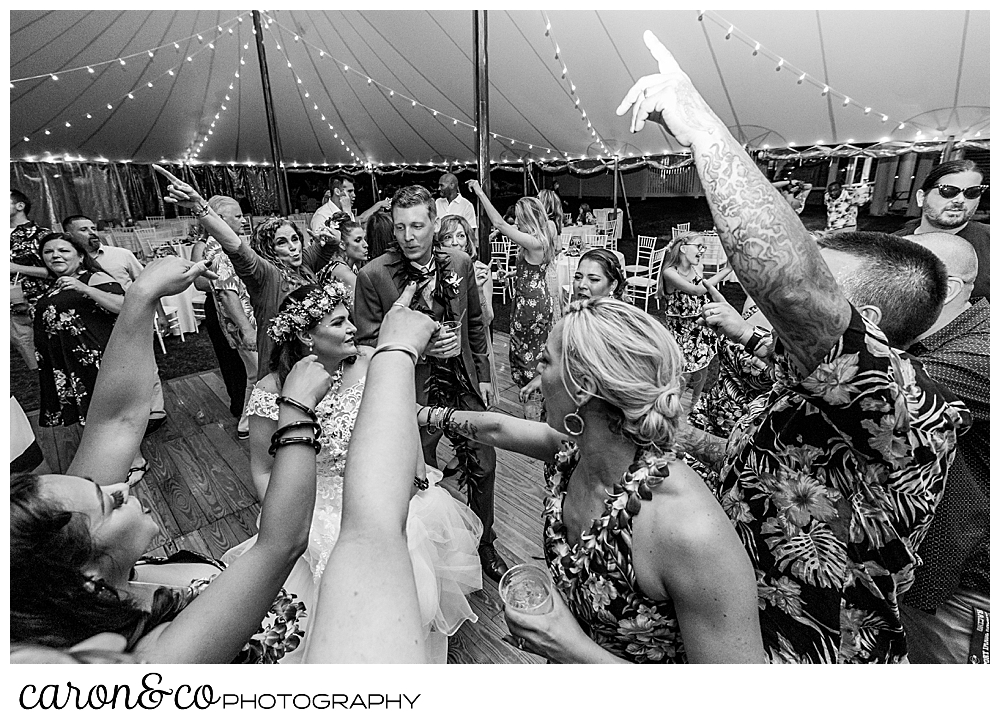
left=438, top=214, right=476, bottom=259
left=329, top=175, right=352, bottom=192
left=61, top=215, right=93, bottom=231
left=391, top=185, right=436, bottom=221
left=818, top=231, right=948, bottom=348
left=207, top=195, right=240, bottom=214
left=920, top=159, right=983, bottom=193
left=11, top=189, right=32, bottom=216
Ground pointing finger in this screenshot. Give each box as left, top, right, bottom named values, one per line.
left=644, top=30, right=681, bottom=75
left=151, top=164, right=184, bottom=185
left=394, top=280, right=419, bottom=308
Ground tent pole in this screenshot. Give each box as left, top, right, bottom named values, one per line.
left=523, top=161, right=529, bottom=196
left=252, top=10, right=290, bottom=216
left=619, top=165, right=635, bottom=239
left=473, top=10, right=491, bottom=259
left=612, top=155, right=620, bottom=213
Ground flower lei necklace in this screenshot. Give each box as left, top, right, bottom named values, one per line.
left=267, top=281, right=351, bottom=344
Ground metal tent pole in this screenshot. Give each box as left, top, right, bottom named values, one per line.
left=473, top=10, right=491, bottom=258
left=252, top=10, right=290, bottom=215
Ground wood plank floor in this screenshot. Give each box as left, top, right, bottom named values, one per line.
left=30, top=331, right=547, bottom=664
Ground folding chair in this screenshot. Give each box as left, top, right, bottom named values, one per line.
left=625, top=246, right=667, bottom=312
left=490, top=237, right=511, bottom=304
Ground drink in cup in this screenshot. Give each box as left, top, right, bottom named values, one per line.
left=499, top=564, right=553, bottom=615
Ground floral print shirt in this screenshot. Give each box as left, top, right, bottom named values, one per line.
left=716, top=307, right=970, bottom=663
left=10, top=220, right=51, bottom=311
left=543, top=444, right=686, bottom=663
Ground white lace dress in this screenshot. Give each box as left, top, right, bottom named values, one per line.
left=224, top=376, right=483, bottom=663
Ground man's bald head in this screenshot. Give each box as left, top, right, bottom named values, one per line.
left=437, top=173, right=458, bottom=201
left=904, top=232, right=978, bottom=285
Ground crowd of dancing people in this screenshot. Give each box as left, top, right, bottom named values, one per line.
left=11, top=31, right=988, bottom=665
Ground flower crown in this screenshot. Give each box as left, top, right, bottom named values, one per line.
left=267, top=282, right=351, bottom=344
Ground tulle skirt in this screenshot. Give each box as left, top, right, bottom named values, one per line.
left=223, top=475, right=483, bottom=664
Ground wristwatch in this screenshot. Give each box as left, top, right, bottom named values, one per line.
left=742, top=326, right=770, bottom=353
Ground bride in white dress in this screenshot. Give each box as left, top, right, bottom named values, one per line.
left=224, top=281, right=482, bottom=663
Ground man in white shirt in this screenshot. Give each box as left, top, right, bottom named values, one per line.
left=435, top=173, right=478, bottom=234
left=64, top=214, right=167, bottom=434
left=309, top=176, right=389, bottom=235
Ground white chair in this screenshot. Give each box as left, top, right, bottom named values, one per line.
left=583, top=234, right=608, bottom=251
left=154, top=305, right=184, bottom=353
left=625, top=246, right=667, bottom=312
left=145, top=215, right=165, bottom=225
left=625, top=235, right=659, bottom=275
left=699, top=232, right=729, bottom=276
left=671, top=223, right=691, bottom=240
left=490, top=238, right=511, bottom=304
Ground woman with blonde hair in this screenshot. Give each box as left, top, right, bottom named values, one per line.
left=416, top=297, right=763, bottom=663
left=656, top=231, right=731, bottom=412
left=466, top=182, right=559, bottom=418
left=437, top=214, right=499, bottom=403
left=538, top=188, right=564, bottom=238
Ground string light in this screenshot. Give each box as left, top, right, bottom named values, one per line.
left=11, top=13, right=247, bottom=84
left=699, top=10, right=934, bottom=144
left=188, top=56, right=243, bottom=162
left=16, top=20, right=238, bottom=149
left=261, top=11, right=541, bottom=163
left=540, top=11, right=605, bottom=159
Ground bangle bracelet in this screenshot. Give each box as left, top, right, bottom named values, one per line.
left=275, top=396, right=317, bottom=421
left=417, top=405, right=430, bottom=426
left=268, top=436, right=321, bottom=456
left=413, top=475, right=429, bottom=491
left=371, top=343, right=419, bottom=366
left=271, top=419, right=323, bottom=443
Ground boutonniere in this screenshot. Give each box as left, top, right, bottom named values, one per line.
left=443, top=271, right=463, bottom=297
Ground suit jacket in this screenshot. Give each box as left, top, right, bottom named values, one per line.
left=354, top=247, right=491, bottom=403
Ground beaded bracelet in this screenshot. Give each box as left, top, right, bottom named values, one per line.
left=275, top=396, right=318, bottom=421
left=413, top=475, right=429, bottom=491
left=268, top=436, right=322, bottom=457
left=192, top=203, right=212, bottom=219
left=371, top=343, right=419, bottom=366
left=441, top=408, right=458, bottom=437
left=271, top=419, right=323, bottom=442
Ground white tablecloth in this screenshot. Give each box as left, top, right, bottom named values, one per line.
left=171, top=241, right=197, bottom=260
left=162, top=284, right=206, bottom=335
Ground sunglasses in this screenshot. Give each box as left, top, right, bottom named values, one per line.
left=930, top=184, right=988, bottom=200
left=681, top=243, right=707, bottom=252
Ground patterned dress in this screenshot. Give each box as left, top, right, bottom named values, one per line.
left=33, top=272, right=124, bottom=427
left=509, top=255, right=554, bottom=388
left=716, top=308, right=970, bottom=663
left=659, top=286, right=717, bottom=373
left=543, top=444, right=686, bottom=663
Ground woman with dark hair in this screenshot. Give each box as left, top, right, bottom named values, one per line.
left=33, top=232, right=124, bottom=437
left=318, top=214, right=368, bottom=296
left=417, top=298, right=763, bottom=663
left=12, top=256, right=329, bottom=663
left=365, top=210, right=395, bottom=260
left=573, top=248, right=626, bottom=301
left=228, top=281, right=483, bottom=663
left=153, top=165, right=339, bottom=379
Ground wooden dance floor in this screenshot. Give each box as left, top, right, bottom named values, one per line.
left=31, top=331, right=545, bottom=664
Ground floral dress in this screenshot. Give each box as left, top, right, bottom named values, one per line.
left=509, top=255, right=554, bottom=388
left=659, top=286, right=717, bottom=373
left=33, top=272, right=124, bottom=427
left=543, top=444, right=686, bottom=663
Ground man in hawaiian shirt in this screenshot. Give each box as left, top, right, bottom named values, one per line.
left=621, top=31, right=970, bottom=663
left=824, top=181, right=871, bottom=232
left=10, top=189, right=51, bottom=371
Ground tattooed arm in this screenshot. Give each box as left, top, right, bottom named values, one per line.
left=617, top=32, right=851, bottom=376
left=674, top=420, right=729, bottom=473
left=418, top=408, right=565, bottom=463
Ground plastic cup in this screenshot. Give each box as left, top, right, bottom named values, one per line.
left=441, top=320, right=461, bottom=335
left=499, top=563, right=553, bottom=615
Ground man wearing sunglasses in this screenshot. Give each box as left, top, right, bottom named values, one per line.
left=896, top=159, right=989, bottom=300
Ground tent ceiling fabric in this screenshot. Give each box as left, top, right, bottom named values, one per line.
left=11, top=9, right=990, bottom=166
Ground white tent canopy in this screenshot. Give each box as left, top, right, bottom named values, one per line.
left=11, top=9, right=990, bottom=167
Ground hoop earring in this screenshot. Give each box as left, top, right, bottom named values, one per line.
left=563, top=407, right=585, bottom=436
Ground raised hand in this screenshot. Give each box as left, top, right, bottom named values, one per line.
left=131, top=255, right=217, bottom=300
left=614, top=31, right=718, bottom=145
left=152, top=164, right=205, bottom=209
left=699, top=280, right=750, bottom=341
left=281, top=354, right=333, bottom=411
left=380, top=281, right=437, bottom=355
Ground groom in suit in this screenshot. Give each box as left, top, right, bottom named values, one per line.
left=354, top=185, right=508, bottom=582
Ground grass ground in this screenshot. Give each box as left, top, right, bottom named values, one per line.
left=10, top=199, right=913, bottom=412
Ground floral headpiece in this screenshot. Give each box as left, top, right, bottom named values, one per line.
left=267, top=281, right=351, bottom=344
